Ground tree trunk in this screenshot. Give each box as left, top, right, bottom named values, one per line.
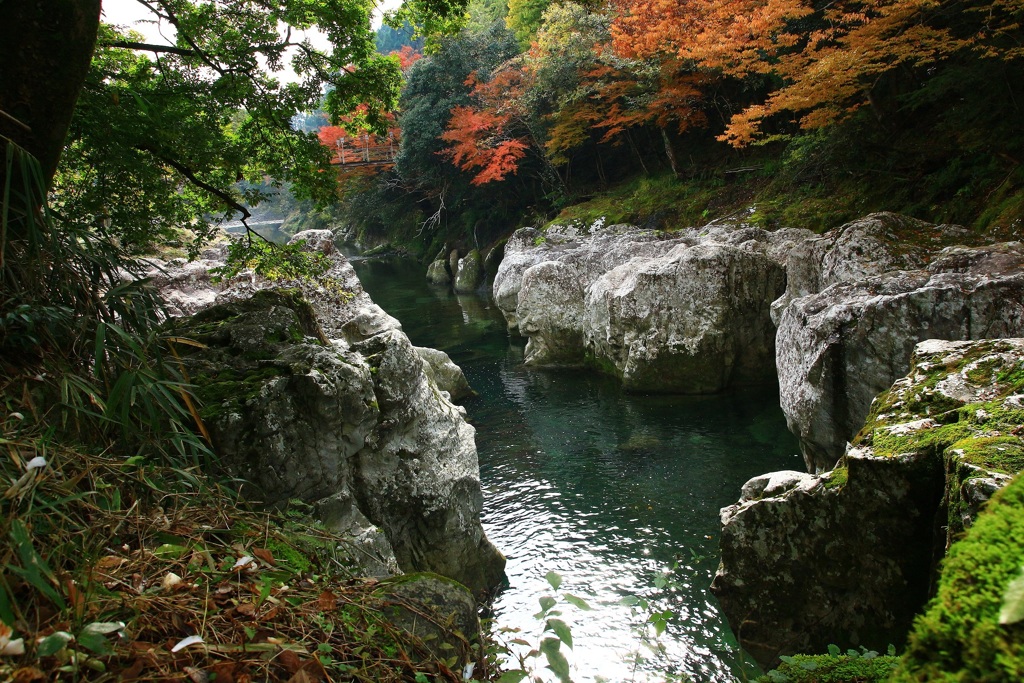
left=0, top=0, right=102, bottom=189
left=660, top=127, right=679, bottom=179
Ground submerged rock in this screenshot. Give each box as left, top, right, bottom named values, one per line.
left=155, top=245, right=505, bottom=595
left=777, top=241, right=1024, bottom=471
left=713, top=338, right=1024, bottom=669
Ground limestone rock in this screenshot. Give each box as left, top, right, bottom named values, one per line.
left=494, top=219, right=793, bottom=391
left=453, top=249, right=483, bottom=293
left=415, top=346, right=474, bottom=401
left=426, top=259, right=451, bottom=286
left=448, top=248, right=460, bottom=277
left=288, top=229, right=335, bottom=255
left=770, top=212, right=974, bottom=324
left=492, top=223, right=685, bottom=332
left=517, top=260, right=586, bottom=366
left=586, top=242, right=785, bottom=392
left=777, top=242, right=1024, bottom=471
left=713, top=338, right=1024, bottom=669
left=159, top=245, right=505, bottom=595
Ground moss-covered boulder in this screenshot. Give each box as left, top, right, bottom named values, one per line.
left=713, top=338, right=1024, bottom=670
left=453, top=248, right=483, bottom=293
left=892, top=474, right=1024, bottom=682
left=426, top=259, right=450, bottom=285
left=374, top=572, right=482, bottom=671
left=852, top=338, right=1024, bottom=545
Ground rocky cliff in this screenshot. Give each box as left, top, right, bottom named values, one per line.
left=774, top=217, right=1024, bottom=471
left=148, top=230, right=505, bottom=595
left=712, top=338, right=1024, bottom=669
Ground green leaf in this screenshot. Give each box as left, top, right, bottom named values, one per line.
left=538, top=595, right=556, bottom=613
left=78, top=631, right=111, bottom=654
left=563, top=593, right=592, bottom=611
left=36, top=631, right=74, bottom=657
left=497, top=671, right=529, bottom=683
left=827, top=644, right=841, bottom=657
left=547, top=618, right=573, bottom=650
left=543, top=642, right=572, bottom=683
left=1000, top=566, right=1024, bottom=624
left=545, top=571, right=562, bottom=591
left=778, top=655, right=796, bottom=665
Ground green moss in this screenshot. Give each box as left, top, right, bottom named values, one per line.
left=584, top=350, right=624, bottom=381
left=949, top=436, right=1024, bottom=474
left=890, top=474, right=1024, bottom=682
left=823, top=466, right=848, bottom=490
left=756, top=652, right=899, bottom=682
left=195, top=366, right=288, bottom=420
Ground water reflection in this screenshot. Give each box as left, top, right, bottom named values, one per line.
left=351, top=257, right=803, bottom=682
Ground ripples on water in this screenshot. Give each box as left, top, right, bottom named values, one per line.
left=351, top=257, right=803, bottom=682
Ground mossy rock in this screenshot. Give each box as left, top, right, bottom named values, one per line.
left=891, top=474, right=1024, bottom=682
left=373, top=572, right=480, bottom=669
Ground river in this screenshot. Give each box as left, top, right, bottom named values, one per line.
left=351, top=256, right=802, bottom=683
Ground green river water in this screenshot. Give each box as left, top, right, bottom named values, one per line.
left=351, top=256, right=802, bottom=683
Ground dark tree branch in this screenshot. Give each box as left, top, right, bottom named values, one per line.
left=107, top=40, right=196, bottom=57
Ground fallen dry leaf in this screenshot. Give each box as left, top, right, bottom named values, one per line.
left=12, top=667, right=45, bottom=683
left=276, top=648, right=302, bottom=675
left=235, top=602, right=257, bottom=617
left=317, top=590, right=336, bottom=611
left=252, top=548, right=275, bottom=566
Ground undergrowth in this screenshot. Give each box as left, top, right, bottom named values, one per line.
left=0, top=425, right=479, bottom=681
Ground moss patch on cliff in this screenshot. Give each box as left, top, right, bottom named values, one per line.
left=853, top=341, right=1024, bottom=475
left=756, top=650, right=899, bottom=682
left=890, top=474, right=1024, bottom=682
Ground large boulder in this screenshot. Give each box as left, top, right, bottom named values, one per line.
left=777, top=241, right=1024, bottom=471
left=586, top=242, right=785, bottom=392
left=713, top=338, right=1024, bottom=669
left=494, top=218, right=797, bottom=391
left=156, top=244, right=505, bottom=596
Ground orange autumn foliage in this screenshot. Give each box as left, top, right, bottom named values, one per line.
left=439, top=67, right=533, bottom=185
left=392, top=45, right=423, bottom=70
left=612, top=0, right=1024, bottom=145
